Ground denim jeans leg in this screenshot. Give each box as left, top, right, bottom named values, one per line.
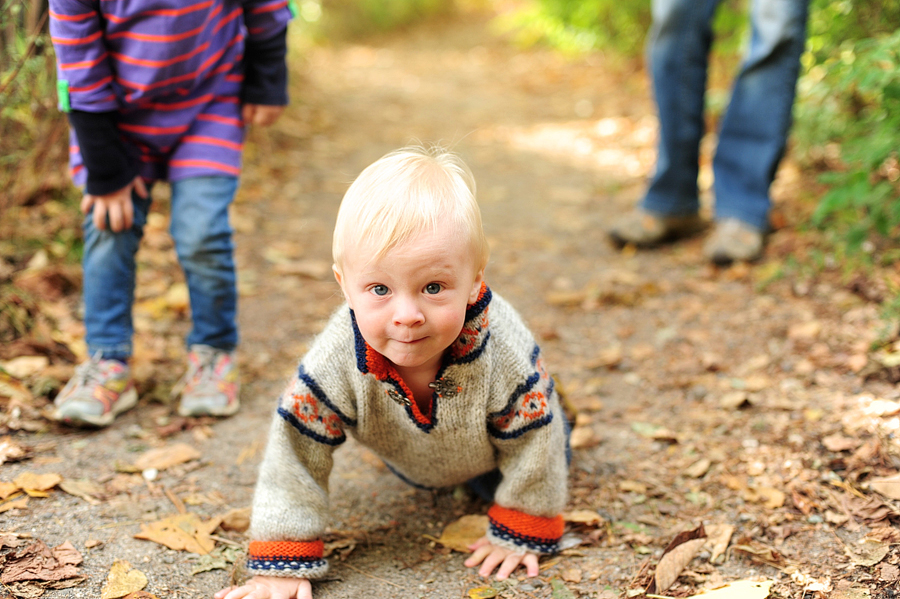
left=642, top=0, right=722, bottom=218
left=712, top=0, right=810, bottom=230
left=169, top=176, right=239, bottom=351
left=82, top=190, right=153, bottom=361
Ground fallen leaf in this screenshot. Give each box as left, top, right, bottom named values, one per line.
left=59, top=479, right=105, bottom=505
left=0, top=481, right=19, bottom=500
left=646, top=523, right=706, bottom=594
left=191, top=545, right=242, bottom=575
left=790, top=570, right=832, bottom=593
left=788, top=321, right=821, bottom=340
left=561, top=567, right=582, bottom=583
left=133, top=443, right=201, bottom=472
left=684, top=458, right=712, bottom=478
left=703, top=524, right=734, bottom=564
left=688, top=580, right=773, bottom=598
left=0, top=496, right=29, bottom=513
left=822, top=434, right=859, bottom=452
left=0, top=437, right=30, bottom=466
left=467, top=587, right=498, bottom=598
left=123, top=593, right=161, bottom=599
left=133, top=513, right=222, bottom=554
left=0, top=539, right=83, bottom=584
left=720, top=391, right=750, bottom=409
left=219, top=506, right=251, bottom=532
left=563, top=509, right=604, bottom=527
left=569, top=425, right=599, bottom=448
left=732, top=541, right=789, bottom=569
left=14, top=472, right=62, bottom=494
left=867, top=473, right=900, bottom=500
left=619, top=480, right=647, bottom=494
left=879, top=563, right=899, bottom=582
left=0, top=356, right=49, bottom=379
left=587, top=344, right=622, bottom=369
left=845, top=538, right=890, bottom=567
left=101, top=560, right=148, bottom=599
left=433, top=515, right=488, bottom=553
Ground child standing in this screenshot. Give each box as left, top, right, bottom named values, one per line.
left=216, top=146, right=569, bottom=599
left=48, top=0, right=294, bottom=426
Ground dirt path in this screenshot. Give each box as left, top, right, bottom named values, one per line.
left=5, top=11, right=900, bottom=599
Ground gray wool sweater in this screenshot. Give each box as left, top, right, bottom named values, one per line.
left=246, top=286, right=569, bottom=579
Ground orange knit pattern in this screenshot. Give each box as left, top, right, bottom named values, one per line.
left=488, top=505, right=564, bottom=540
left=248, top=540, right=324, bottom=559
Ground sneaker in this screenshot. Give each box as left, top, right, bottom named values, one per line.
left=53, top=353, right=138, bottom=427
left=703, top=218, right=765, bottom=265
left=175, top=345, right=240, bottom=417
left=607, top=208, right=705, bottom=247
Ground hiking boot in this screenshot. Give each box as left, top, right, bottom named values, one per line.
left=53, top=353, right=138, bottom=427
left=607, top=208, right=705, bottom=247
left=175, top=345, right=240, bottom=417
left=703, top=218, right=765, bottom=265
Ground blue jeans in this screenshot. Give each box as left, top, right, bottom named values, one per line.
left=82, top=176, right=240, bottom=361
left=642, top=0, right=810, bottom=231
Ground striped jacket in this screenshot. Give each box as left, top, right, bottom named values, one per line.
left=247, top=286, right=569, bottom=579
left=49, top=0, right=293, bottom=191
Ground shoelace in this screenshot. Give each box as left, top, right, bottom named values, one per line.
left=70, top=352, right=106, bottom=390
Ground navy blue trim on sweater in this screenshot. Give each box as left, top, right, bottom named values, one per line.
left=278, top=406, right=347, bottom=446
left=248, top=557, right=328, bottom=573
left=488, top=519, right=559, bottom=554
left=297, top=365, right=357, bottom=426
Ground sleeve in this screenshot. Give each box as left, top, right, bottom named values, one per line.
left=49, top=0, right=118, bottom=113
left=485, top=344, right=569, bottom=555
left=247, top=315, right=359, bottom=579
left=67, top=110, right=137, bottom=195
left=241, top=0, right=293, bottom=105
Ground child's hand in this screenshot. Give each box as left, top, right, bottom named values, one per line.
left=242, top=104, right=285, bottom=127
left=81, top=176, right=148, bottom=232
left=215, top=575, right=312, bottom=599
left=464, top=536, right=540, bottom=580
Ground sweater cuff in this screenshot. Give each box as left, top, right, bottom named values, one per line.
left=486, top=505, right=564, bottom=555
left=67, top=110, right=138, bottom=196
left=246, top=540, right=329, bottom=579
left=241, top=27, right=288, bottom=106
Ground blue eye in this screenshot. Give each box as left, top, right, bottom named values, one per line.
left=424, top=283, right=442, bottom=295
left=371, top=285, right=389, bottom=296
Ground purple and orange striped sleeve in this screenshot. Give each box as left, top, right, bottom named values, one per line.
left=49, top=0, right=118, bottom=112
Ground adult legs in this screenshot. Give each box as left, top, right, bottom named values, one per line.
left=642, top=0, right=722, bottom=218
left=712, top=0, right=810, bottom=230
left=82, top=190, right=153, bottom=360
left=168, top=176, right=240, bottom=351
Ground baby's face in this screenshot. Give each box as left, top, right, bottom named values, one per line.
left=336, top=228, right=484, bottom=377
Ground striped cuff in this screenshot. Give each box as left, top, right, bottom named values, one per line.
left=486, top=505, right=564, bottom=555
left=246, top=540, right=329, bottom=579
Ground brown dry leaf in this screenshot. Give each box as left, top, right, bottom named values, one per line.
left=58, top=479, right=105, bottom=505
left=563, top=509, right=605, bottom=527
left=101, top=560, right=148, bottom=599
left=587, top=344, right=622, bottom=369
left=703, top=524, right=734, bottom=564
left=743, top=486, right=785, bottom=509
left=133, top=513, right=222, bottom=555
left=123, top=593, right=162, bottom=599
left=0, top=356, right=49, bottom=379
left=688, top=580, right=774, bottom=598
left=433, top=515, right=488, bottom=553
left=788, top=320, right=821, bottom=340
left=561, top=568, right=583, bottom=583
left=0, top=496, right=28, bottom=513
left=867, top=473, right=900, bottom=500
left=845, top=538, right=890, bottom=567
left=684, top=458, right=712, bottom=478
left=822, top=434, right=860, bottom=452
left=646, top=523, right=706, bottom=595
left=0, top=481, right=20, bottom=500
left=13, top=472, right=62, bottom=495
left=0, top=539, right=83, bottom=584
left=732, top=541, right=789, bottom=569
left=219, top=506, right=251, bottom=532
left=132, top=443, right=201, bottom=472
left=569, top=425, right=599, bottom=449
left=0, top=437, right=30, bottom=466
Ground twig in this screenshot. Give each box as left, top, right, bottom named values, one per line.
left=163, top=485, right=187, bottom=514
left=343, top=563, right=410, bottom=590
left=0, top=9, right=48, bottom=98
left=209, top=534, right=242, bottom=547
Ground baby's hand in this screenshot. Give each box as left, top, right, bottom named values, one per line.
left=464, top=536, right=539, bottom=580
left=215, top=575, right=312, bottom=599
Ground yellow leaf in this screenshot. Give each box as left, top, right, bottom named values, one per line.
left=563, top=509, right=604, bottom=527
left=133, top=513, right=222, bottom=555
left=0, top=481, right=20, bottom=500
left=688, top=580, right=773, bottom=599
left=434, top=515, right=488, bottom=553
left=133, top=443, right=201, bottom=472
left=0, top=496, right=28, bottom=513
left=14, top=472, right=62, bottom=492
left=101, top=560, right=148, bottom=599
left=468, top=587, right=498, bottom=598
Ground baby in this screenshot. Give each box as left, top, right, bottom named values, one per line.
left=216, top=145, right=569, bottom=599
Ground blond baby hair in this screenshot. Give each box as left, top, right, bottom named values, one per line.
left=332, top=144, right=490, bottom=274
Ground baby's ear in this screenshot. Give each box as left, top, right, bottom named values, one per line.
left=468, top=268, right=485, bottom=304
left=333, top=265, right=350, bottom=305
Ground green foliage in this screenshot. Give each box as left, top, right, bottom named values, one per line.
left=313, top=0, right=455, bottom=40
left=795, top=21, right=900, bottom=257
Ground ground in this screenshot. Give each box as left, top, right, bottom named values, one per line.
left=2, top=10, right=900, bottom=599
